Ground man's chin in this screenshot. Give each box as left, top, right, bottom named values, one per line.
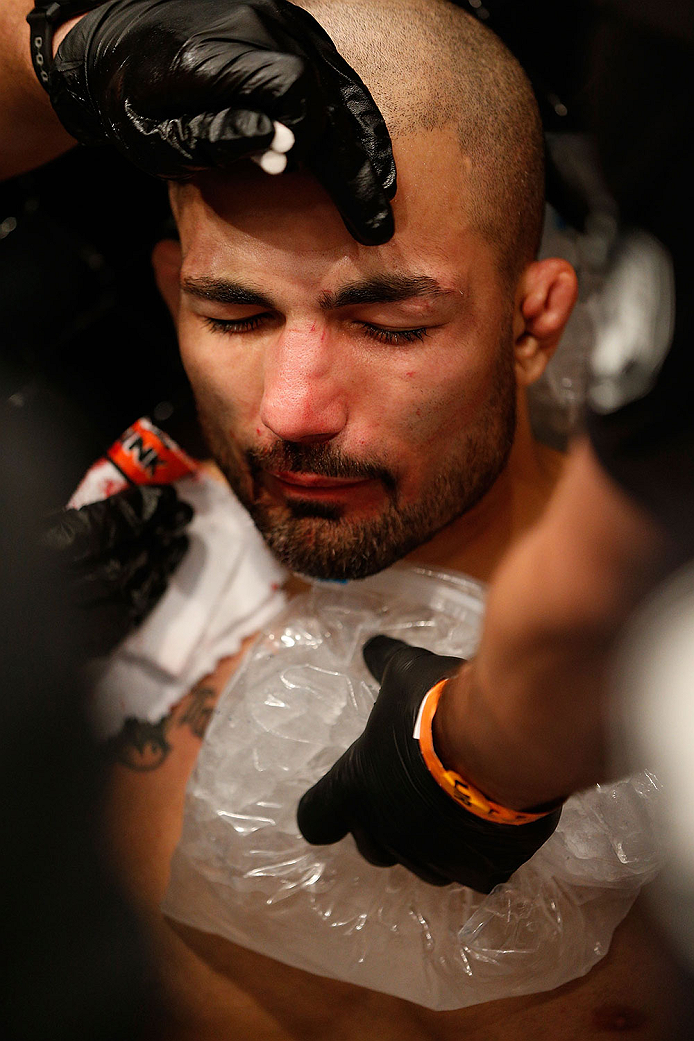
left=272, top=550, right=403, bottom=583
left=248, top=508, right=416, bottom=583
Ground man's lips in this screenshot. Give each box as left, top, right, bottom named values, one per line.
left=274, top=471, right=371, bottom=488
left=269, top=471, right=374, bottom=494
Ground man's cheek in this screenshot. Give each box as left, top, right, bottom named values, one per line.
left=179, top=338, right=256, bottom=424
left=177, top=326, right=219, bottom=389
left=398, top=383, right=469, bottom=448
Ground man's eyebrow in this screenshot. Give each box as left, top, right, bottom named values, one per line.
left=181, top=273, right=456, bottom=311
left=320, top=275, right=453, bottom=310
left=181, top=276, right=273, bottom=309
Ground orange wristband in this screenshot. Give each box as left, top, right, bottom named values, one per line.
left=415, top=680, right=559, bottom=826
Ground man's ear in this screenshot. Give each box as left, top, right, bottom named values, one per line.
left=151, top=238, right=183, bottom=322
left=513, top=258, right=578, bottom=385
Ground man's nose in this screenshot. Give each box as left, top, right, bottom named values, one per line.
left=259, top=327, right=348, bottom=444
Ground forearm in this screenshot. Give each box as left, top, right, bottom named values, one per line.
left=0, top=2, right=81, bottom=180
left=434, top=439, right=666, bottom=810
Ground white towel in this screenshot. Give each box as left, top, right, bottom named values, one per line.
left=87, top=470, right=287, bottom=738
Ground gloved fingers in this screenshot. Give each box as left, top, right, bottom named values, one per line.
left=120, top=106, right=279, bottom=177
left=362, top=635, right=418, bottom=682
left=133, top=484, right=192, bottom=528
left=52, top=0, right=395, bottom=241
left=69, top=542, right=149, bottom=608
left=127, top=532, right=190, bottom=607
left=282, top=3, right=396, bottom=197
left=93, top=485, right=192, bottom=554
left=131, top=98, right=394, bottom=243
left=69, top=527, right=188, bottom=610
left=297, top=759, right=353, bottom=846
left=92, top=486, right=190, bottom=554
left=42, top=495, right=141, bottom=563
left=351, top=828, right=451, bottom=884
left=191, top=107, right=293, bottom=171
left=330, top=75, right=396, bottom=200
left=126, top=568, right=170, bottom=626
left=158, top=531, right=190, bottom=575
left=42, top=506, right=99, bottom=560
left=192, top=47, right=319, bottom=139
left=117, top=532, right=189, bottom=621
left=398, top=857, right=453, bottom=888
left=42, top=487, right=162, bottom=564
left=309, top=107, right=395, bottom=245
left=319, top=67, right=395, bottom=197
left=116, top=32, right=320, bottom=168
left=351, top=826, right=398, bottom=869
left=363, top=635, right=464, bottom=695
left=170, top=500, right=194, bottom=535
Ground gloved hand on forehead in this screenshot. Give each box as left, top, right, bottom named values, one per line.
left=297, top=635, right=562, bottom=893
left=47, top=0, right=396, bottom=246
left=41, top=484, right=193, bottom=659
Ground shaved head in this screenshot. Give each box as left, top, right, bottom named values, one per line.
left=296, top=0, right=545, bottom=279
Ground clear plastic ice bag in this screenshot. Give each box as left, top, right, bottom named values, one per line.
left=163, top=565, right=664, bottom=1011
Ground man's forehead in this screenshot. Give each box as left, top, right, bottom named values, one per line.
left=171, top=130, right=499, bottom=308
left=175, top=167, right=355, bottom=262
left=174, top=127, right=474, bottom=248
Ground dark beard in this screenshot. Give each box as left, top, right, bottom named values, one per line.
left=197, top=347, right=517, bottom=581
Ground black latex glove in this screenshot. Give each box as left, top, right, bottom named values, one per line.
left=298, top=636, right=562, bottom=893
left=42, top=484, right=193, bottom=658
left=49, top=0, right=396, bottom=245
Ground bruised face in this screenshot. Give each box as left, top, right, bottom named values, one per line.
left=163, top=130, right=520, bottom=580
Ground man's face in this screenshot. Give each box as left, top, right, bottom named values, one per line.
left=167, top=130, right=520, bottom=580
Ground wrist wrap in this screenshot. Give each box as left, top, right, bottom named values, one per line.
left=27, top=1, right=105, bottom=91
